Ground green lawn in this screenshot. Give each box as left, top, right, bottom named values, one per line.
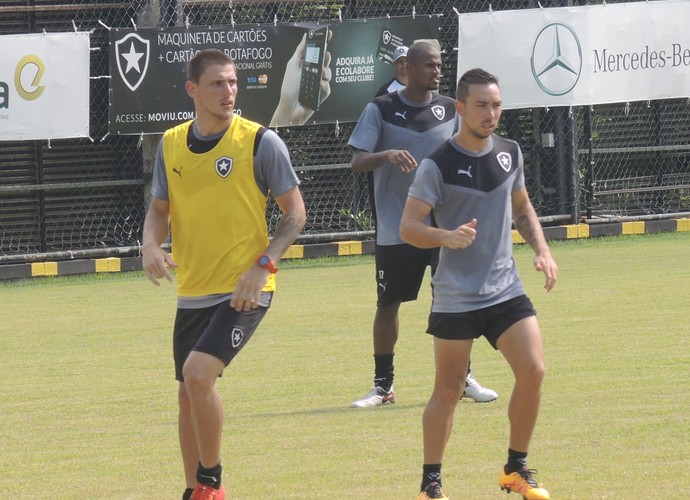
left=1, top=232, right=688, bottom=498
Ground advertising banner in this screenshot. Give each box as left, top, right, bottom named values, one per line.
left=457, top=1, right=690, bottom=109
left=0, top=32, right=90, bottom=141
left=109, top=16, right=442, bottom=134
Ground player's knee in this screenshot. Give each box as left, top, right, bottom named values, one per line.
left=182, top=363, right=216, bottom=395
left=517, top=362, right=545, bottom=389
left=433, top=378, right=464, bottom=405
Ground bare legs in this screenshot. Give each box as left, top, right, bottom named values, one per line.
left=423, top=338, right=472, bottom=463
left=178, top=384, right=199, bottom=489
left=178, top=351, right=226, bottom=487
left=373, top=302, right=401, bottom=355
left=422, top=317, right=545, bottom=463
left=496, top=316, right=545, bottom=452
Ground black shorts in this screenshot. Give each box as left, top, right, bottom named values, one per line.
left=426, top=295, right=536, bottom=349
left=172, top=299, right=270, bottom=381
left=375, top=244, right=437, bottom=307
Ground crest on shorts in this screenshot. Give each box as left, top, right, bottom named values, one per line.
left=497, top=152, right=512, bottom=172
left=231, top=327, right=245, bottom=348
left=431, top=105, right=445, bottom=121
left=215, top=156, right=233, bottom=178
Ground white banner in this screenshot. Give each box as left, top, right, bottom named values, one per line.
left=0, top=32, right=90, bottom=141
left=457, top=1, right=690, bottom=109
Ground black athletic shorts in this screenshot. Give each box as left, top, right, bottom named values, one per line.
left=426, top=294, right=536, bottom=349
left=375, top=244, right=437, bottom=307
left=172, top=298, right=270, bottom=381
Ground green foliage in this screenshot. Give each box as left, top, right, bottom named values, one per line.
left=1, top=232, right=689, bottom=498
left=339, top=208, right=374, bottom=231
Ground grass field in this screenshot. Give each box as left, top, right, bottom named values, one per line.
left=1, top=232, right=689, bottom=499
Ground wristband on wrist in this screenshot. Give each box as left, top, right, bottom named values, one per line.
left=256, top=254, right=278, bottom=273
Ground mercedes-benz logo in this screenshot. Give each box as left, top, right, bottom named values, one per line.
left=531, top=22, right=582, bottom=96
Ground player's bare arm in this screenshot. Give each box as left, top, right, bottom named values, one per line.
left=141, top=197, right=178, bottom=285
left=231, top=185, right=306, bottom=312
left=264, top=185, right=307, bottom=263
left=400, top=196, right=476, bottom=249
left=441, top=218, right=477, bottom=249
left=351, top=148, right=417, bottom=173
left=511, top=187, right=558, bottom=291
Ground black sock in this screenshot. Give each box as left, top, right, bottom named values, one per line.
left=196, top=462, right=222, bottom=488
left=374, top=353, right=394, bottom=392
left=505, top=448, right=528, bottom=474
left=182, top=488, right=194, bottom=500
left=420, top=463, right=442, bottom=491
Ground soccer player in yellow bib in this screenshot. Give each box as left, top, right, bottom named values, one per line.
left=142, top=49, right=306, bottom=500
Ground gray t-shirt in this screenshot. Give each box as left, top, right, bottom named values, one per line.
left=151, top=122, right=300, bottom=309
left=408, top=135, right=526, bottom=313
left=348, top=91, right=459, bottom=245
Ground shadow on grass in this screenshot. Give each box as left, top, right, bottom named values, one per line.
left=222, top=398, right=494, bottom=420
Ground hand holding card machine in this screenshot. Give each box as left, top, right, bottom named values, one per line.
left=299, top=26, right=329, bottom=110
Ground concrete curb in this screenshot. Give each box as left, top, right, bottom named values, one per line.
left=1, top=219, right=688, bottom=281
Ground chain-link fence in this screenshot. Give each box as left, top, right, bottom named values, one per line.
left=1, top=0, right=689, bottom=264
left=581, top=100, right=690, bottom=219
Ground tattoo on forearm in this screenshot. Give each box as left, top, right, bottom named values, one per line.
left=272, top=212, right=305, bottom=245
left=514, top=214, right=538, bottom=247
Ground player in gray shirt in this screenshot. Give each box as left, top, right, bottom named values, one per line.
left=348, top=41, right=496, bottom=409
left=401, top=68, right=557, bottom=500
left=410, top=134, right=527, bottom=313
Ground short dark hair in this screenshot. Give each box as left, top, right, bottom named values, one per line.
left=456, top=68, right=499, bottom=101
left=406, top=41, right=439, bottom=66
left=187, top=49, right=235, bottom=83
